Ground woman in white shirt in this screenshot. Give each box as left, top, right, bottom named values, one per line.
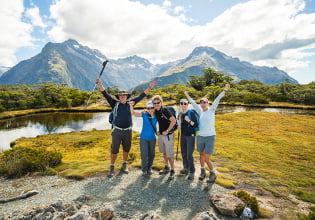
left=184, top=84, right=230, bottom=184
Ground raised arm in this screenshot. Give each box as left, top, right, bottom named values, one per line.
left=129, top=101, right=142, bottom=117
left=96, top=78, right=105, bottom=91
left=144, top=81, right=156, bottom=95
left=184, top=91, right=201, bottom=115
left=211, top=84, right=230, bottom=111
left=96, top=78, right=117, bottom=107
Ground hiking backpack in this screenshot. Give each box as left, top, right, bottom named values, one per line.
left=109, top=102, right=119, bottom=124
left=161, top=106, right=178, bottom=132
left=187, top=109, right=200, bottom=131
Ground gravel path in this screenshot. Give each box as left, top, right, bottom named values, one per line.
left=0, top=166, right=232, bottom=219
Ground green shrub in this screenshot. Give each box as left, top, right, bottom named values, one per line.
left=0, top=147, right=62, bottom=178
left=234, top=190, right=259, bottom=216
left=243, top=93, right=269, bottom=104
left=128, top=152, right=137, bottom=161
left=0, top=103, right=5, bottom=112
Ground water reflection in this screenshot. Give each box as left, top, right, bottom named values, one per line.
left=0, top=105, right=314, bottom=152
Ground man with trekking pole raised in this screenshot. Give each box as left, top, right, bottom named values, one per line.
left=96, top=78, right=156, bottom=178
left=184, top=84, right=230, bottom=184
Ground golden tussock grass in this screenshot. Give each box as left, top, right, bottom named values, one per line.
left=10, top=129, right=167, bottom=178
left=5, top=111, right=315, bottom=203
left=214, top=111, right=315, bottom=203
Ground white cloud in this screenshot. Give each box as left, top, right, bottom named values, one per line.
left=174, top=6, right=185, bottom=15
left=2, top=0, right=314, bottom=83
left=162, top=0, right=172, bottom=8
left=48, top=0, right=197, bottom=63
left=25, top=6, right=47, bottom=29
left=0, top=0, right=33, bottom=66
left=195, top=0, right=315, bottom=76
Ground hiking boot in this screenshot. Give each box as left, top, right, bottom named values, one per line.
left=168, top=169, right=175, bottom=181
left=159, top=165, right=170, bottom=175
left=121, top=162, right=129, bottom=174
left=207, top=171, right=217, bottom=184
left=199, top=168, right=206, bottom=181
left=147, top=167, right=153, bottom=175
left=180, top=168, right=189, bottom=175
left=188, top=172, right=194, bottom=180
left=142, top=171, right=148, bottom=177
left=108, top=165, right=115, bottom=178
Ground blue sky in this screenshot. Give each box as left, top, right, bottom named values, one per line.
left=1, top=0, right=315, bottom=84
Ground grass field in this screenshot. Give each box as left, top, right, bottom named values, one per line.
left=214, top=112, right=315, bottom=203
left=5, top=111, right=315, bottom=204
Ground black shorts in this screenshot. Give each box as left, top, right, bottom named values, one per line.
left=111, top=128, right=132, bottom=154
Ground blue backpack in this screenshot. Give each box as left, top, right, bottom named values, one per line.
left=187, top=109, right=200, bottom=131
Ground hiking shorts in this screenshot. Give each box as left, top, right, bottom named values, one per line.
left=197, top=135, right=215, bottom=154
left=111, top=128, right=132, bottom=154
left=158, top=133, right=174, bottom=158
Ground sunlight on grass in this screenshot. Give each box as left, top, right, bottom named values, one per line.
left=6, top=111, right=315, bottom=204
left=214, top=112, right=315, bottom=203
left=10, top=129, right=172, bottom=178
left=216, top=173, right=236, bottom=188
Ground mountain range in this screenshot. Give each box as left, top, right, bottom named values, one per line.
left=0, top=66, right=10, bottom=78
left=0, top=39, right=298, bottom=91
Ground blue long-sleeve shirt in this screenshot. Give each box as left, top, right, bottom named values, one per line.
left=102, top=91, right=146, bottom=128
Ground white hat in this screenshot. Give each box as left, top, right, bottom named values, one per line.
left=146, top=101, right=154, bottom=108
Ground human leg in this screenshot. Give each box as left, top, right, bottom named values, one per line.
left=180, top=135, right=189, bottom=175
left=147, top=139, right=156, bottom=174
left=121, top=130, right=132, bottom=174
left=140, top=139, right=149, bottom=173
left=186, top=136, right=195, bottom=180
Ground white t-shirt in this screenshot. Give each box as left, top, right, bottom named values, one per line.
left=189, top=92, right=225, bottom=136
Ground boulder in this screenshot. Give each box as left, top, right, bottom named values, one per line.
left=66, top=205, right=92, bottom=220
left=210, top=194, right=245, bottom=217
left=192, top=211, right=219, bottom=220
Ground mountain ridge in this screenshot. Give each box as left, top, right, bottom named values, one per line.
left=0, top=40, right=298, bottom=90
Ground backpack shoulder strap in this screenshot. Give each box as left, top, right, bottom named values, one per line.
left=161, top=107, right=171, bottom=121
left=147, top=113, right=157, bottom=134
left=112, top=102, right=119, bottom=121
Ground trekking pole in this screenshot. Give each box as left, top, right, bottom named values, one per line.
left=176, top=130, right=180, bottom=160
left=175, top=111, right=182, bottom=161
left=85, top=60, right=108, bottom=107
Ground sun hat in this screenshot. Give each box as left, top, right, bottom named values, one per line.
left=146, top=101, right=154, bottom=108
left=115, top=90, right=131, bottom=99
left=200, top=97, right=209, bottom=103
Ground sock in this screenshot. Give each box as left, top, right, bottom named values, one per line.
left=110, top=164, right=115, bottom=166
left=201, top=167, right=205, bottom=169
left=123, top=161, right=127, bottom=164
left=210, top=170, right=215, bottom=174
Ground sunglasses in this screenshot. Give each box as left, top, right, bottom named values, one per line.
left=200, top=101, right=208, bottom=104
left=153, top=101, right=161, bottom=105
left=147, top=107, right=154, bottom=110
left=180, top=102, right=188, bottom=105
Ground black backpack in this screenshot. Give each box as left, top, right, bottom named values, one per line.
left=161, top=106, right=178, bottom=132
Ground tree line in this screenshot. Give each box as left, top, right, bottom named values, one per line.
left=0, top=82, right=90, bottom=112
left=142, top=68, right=315, bottom=105
left=1, top=68, right=314, bottom=112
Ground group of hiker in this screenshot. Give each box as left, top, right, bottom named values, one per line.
left=95, top=78, right=230, bottom=183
